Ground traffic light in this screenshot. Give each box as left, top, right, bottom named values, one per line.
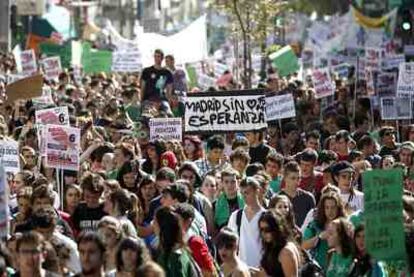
left=401, top=9, right=413, bottom=33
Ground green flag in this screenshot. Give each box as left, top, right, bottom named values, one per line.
left=362, top=169, right=406, bottom=262
left=269, top=45, right=299, bottom=77
left=82, top=43, right=112, bottom=74
left=39, top=42, right=72, bottom=68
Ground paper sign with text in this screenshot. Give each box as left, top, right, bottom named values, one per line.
left=0, top=140, right=20, bottom=174
left=363, top=169, right=406, bottom=261
left=312, top=68, right=335, bottom=99
left=265, top=94, right=296, bottom=121
left=377, top=72, right=397, bottom=97
left=42, top=56, right=62, bottom=81
left=365, top=48, right=382, bottom=70
left=397, top=62, right=414, bottom=97
left=184, top=90, right=267, bottom=133
left=112, top=47, right=142, bottom=72
left=20, top=49, right=37, bottom=76
left=149, top=118, right=182, bottom=142
left=45, top=125, right=80, bottom=171
left=381, top=97, right=412, bottom=120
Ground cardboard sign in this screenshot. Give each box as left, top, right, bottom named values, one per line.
left=312, top=68, right=335, bottom=99
left=0, top=165, right=9, bottom=239
left=381, top=97, right=412, bottom=120
left=0, top=140, right=20, bottom=174
left=112, top=47, right=142, bottom=72
left=6, top=74, right=43, bottom=103
left=184, top=90, right=267, bottom=133
left=397, top=62, right=414, bottom=97
left=20, top=49, right=37, bottom=76
left=45, top=125, right=80, bottom=171
left=363, top=169, right=406, bottom=261
left=265, top=94, right=296, bottom=121
left=42, top=56, right=62, bottom=81
left=149, top=118, right=182, bottom=142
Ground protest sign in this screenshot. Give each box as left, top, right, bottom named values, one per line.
left=41, top=56, right=62, bottom=81
left=39, top=42, right=72, bottom=68
left=6, top=74, right=43, bottom=103
left=312, top=68, right=335, bottom=99
left=363, top=169, right=406, bottom=261
left=265, top=94, right=296, bottom=121
left=269, top=46, right=300, bottom=77
left=366, top=68, right=375, bottom=96
left=331, top=63, right=350, bottom=79
left=112, top=47, right=142, bottom=72
left=0, top=165, right=9, bottom=239
left=184, top=90, right=267, bottom=133
left=198, top=74, right=216, bottom=90
left=149, top=118, right=182, bottom=142
left=382, top=54, right=405, bottom=70
left=365, top=48, right=382, bottom=70
left=45, top=125, right=80, bottom=171
left=82, top=44, right=113, bottom=74
left=397, top=62, right=414, bottom=97
left=35, top=106, right=69, bottom=126
left=20, top=49, right=37, bottom=76
left=377, top=72, right=397, bottom=97
left=381, top=97, right=412, bottom=120
left=0, top=140, right=20, bottom=174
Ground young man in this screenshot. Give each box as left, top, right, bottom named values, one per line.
left=227, top=177, right=265, bottom=268
left=174, top=203, right=216, bottom=277
left=148, top=167, right=176, bottom=220
left=72, top=173, right=107, bottom=233
left=31, top=207, right=81, bottom=274
left=107, top=143, right=134, bottom=180
left=15, top=231, right=56, bottom=277
left=214, top=168, right=244, bottom=229
left=245, top=130, right=274, bottom=165
left=229, top=148, right=251, bottom=177
left=305, top=130, right=321, bottom=151
left=378, top=126, right=400, bottom=157
left=140, top=49, right=173, bottom=115
left=298, top=149, right=324, bottom=196
left=265, top=152, right=284, bottom=193
left=165, top=54, right=188, bottom=93
left=331, top=161, right=364, bottom=212
left=279, top=161, right=316, bottom=227
left=357, top=135, right=381, bottom=168
left=335, top=130, right=352, bottom=161
left=195, top=135, right=228, bottom=177
left=398, top=142, right=414, bottom=169
left=76, top=232, right=106, bottom=277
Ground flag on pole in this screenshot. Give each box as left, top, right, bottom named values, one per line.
left=269, top=46, right=300, bottom=77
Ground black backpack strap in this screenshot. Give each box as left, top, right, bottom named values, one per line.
left=236, top=209, right=243, bottom=236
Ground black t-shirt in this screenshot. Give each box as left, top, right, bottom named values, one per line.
left=279, top=189, right=315, bottom=227
left=141, top=66, right=173, bottom=101
left=249, top=143, right=273, bottom=165
left=72, top=203, right=107, bottom=233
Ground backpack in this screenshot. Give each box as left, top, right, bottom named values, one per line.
left=236, top=208, right=243, bottom=235
left=299, top=250, right=325, bottom=277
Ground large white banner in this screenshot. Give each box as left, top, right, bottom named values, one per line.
left=184, top=90, right=267, bottom=133
left=265, top=94, right=296, bottom=121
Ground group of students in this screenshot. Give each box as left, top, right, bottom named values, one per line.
left=0, top=49, right=414, bottom=277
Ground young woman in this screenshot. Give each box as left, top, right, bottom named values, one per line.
left=98, top=216, right=124, bottom=273
left=104, top=189, right=138, bottom=238
left=153, top=206, right=199, bottom=277
left=302, top=192, right=346, bottom=270
left=268, top=194, right=301, bottom=242
left=348, top=225, right=386, bottom=277
left=200, top=175, right=218, bottom=204
left=117, top=160, right=146, bottom=195
left=138, top=176, right=159, bottom=222
left=215, top=228, right=250, bottom=277
left=142, top=140, right=167, bottom=176
left=115, top=237, right=151, bottom=277
left=64, top=184, right=81, bottom=216
left=326, top=218, right=354, bottom=277
left=183, top=135, right=204, bottom=162
left=258, top=211, right=302, bottom=277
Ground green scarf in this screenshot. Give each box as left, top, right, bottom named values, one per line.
left=214, top=192, right=244, bottom=227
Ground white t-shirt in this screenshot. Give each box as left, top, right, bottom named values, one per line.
left=53, top=231, right=81, bottom=274
left=340, top=190, right=364, bottom=212
left=227, top=207, right=265, bottom=267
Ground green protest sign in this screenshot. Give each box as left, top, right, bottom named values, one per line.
left=82, top=43, right=112, bottom=74
left=362, top=169, right=406, bottom=262
left=269, top=45, right=299, bottom=77
left=39, top=43, right=72, bottom=68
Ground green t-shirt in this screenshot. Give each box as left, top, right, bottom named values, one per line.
left=269, top=175, right=282, bottom=193
left=348, top=210, right=364, bottom=228
left=107, top=169, right=119, bottom=180
left=157, top=248, right=196, bottom=277
left=303, top=220, right=329, bottom=270
left=125, top=103, right=141, bottom=122
left=326, top=252, right=353, bottom=277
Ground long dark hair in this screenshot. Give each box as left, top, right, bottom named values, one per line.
left=315, top=192, right=346, bottom=229
left=116, top=237, right=150, bottom=271
left=138, top=176, right=159, bottom=214
left=155, top=206, right=184, bottom=254
left=333, top=217, right=354, bottom=257
left=117, top=160, right=143, bottom=192
left=259, top=211, right=293, bottom=276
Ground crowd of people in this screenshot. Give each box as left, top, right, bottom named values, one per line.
left=0, top=48, right=413, bottom=277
